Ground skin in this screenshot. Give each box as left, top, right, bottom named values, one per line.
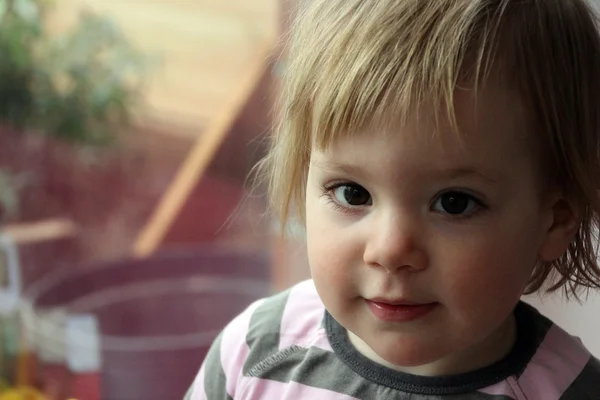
left=304, top=84, right=578, bottom=376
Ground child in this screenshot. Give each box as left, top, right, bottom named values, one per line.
left=186, top=0, right=600, bottom=398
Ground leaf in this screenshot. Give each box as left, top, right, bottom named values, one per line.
left=0, top=0, right=152, bottom=146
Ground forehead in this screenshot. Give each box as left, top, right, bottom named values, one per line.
left=311, top=83, right=532, bottom=175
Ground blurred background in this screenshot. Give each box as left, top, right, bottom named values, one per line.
left=0, top=0, right=598, bottom=399
left=0, top=0, right=310, bottom=398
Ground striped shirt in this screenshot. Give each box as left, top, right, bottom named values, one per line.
left=185, top=279, right=600, bottom=399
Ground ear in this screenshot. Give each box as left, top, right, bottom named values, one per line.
left=538, top=195, right=581, bottom=262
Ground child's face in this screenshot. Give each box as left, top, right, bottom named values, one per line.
left=305, top=84, right=555, bottom=375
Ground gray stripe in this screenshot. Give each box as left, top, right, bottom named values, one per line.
left=250, top=345, right=514, bottom=400
left=320, top=310, right=328, bottom=329
left=243, top=288, right=291, bottom=375
left=560, top=356, right=600, bottom=399
left=202, top=332, right=234, bottom=400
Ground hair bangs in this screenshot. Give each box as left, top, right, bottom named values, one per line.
left=293, top=0, right=497, bottom=149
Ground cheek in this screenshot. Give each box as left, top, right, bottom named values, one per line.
left=306, top=201, right=337, bottom=273
left=306, top=198, right=361, bottom=294
left=306, top=217, right=350, bottom=280
left=306, top=224, right=352, bottom=311
left=438, top=231, right=537, bottom=308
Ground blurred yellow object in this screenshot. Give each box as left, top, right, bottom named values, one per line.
left=0, top=387, right=46, bottom=400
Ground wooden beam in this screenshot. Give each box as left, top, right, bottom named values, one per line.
left=2, top=218, right=79, bottom=245
left=133, top=37, right=276, bottom=258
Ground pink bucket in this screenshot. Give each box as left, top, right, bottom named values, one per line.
left=22, top=247, right=271, bottom=399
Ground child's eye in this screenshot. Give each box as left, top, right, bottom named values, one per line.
left=431, top=191, right=481, bottom=216
left=331, top=184, right=372, bottom=206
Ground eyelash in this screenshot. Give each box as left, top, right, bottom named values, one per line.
left=432, top=189, right=487, bottom=220
left=320, top=182, right=363, bottom=215
left=319, top=182, right=488, bottom=219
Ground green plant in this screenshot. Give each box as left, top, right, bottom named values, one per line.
left=0, top=0, right=149, bottom=145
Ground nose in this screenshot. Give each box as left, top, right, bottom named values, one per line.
left=363, top=211, right=428, bottom=273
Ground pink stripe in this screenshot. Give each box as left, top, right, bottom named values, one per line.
left=220, top=299, right=265, bottom=397
left=517, top=325, right=590, bottom=399
left=240, top=377, right=361, bottom=399
left=312, top=329, right=334, bottom=352
left=279, top=280, right=328, bottom=350
left=477, top=378, right=517, bottom=398
left=191, top=364, right=207, bottom=400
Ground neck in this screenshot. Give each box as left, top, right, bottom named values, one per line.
left=348, top=314, right=517, bottom=376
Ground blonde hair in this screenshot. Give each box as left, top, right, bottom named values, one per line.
left=255, top=0, right=600, bottom=297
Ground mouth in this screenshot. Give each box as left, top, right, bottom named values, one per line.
left=368, top=297, right=427, bottom=306
left=365, top=298, right=438, bottom=322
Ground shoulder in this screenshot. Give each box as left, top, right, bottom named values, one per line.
left=245, top=279, right=326, bottom=358
left=557, top=354, right=600, bottom=399
left=516, top=304, right=600, bottom=399
left=215, top=278, right=323, bottom=345
left=216, top=278, right=325, bottom=362
left=206, top=280, right=325, bottom=375
left=188, top=280, right=327, bottom=397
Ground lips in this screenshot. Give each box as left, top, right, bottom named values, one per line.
left=366, top=298, right=437, bottom=322
left=368, top=297, right=424, bottom=306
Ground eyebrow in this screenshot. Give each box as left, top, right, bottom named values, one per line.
left=311, top=160, right=498, bottom=184
left=310, top=159, right=365, bottom=176
left=441, top=167, right=498, bottom=184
